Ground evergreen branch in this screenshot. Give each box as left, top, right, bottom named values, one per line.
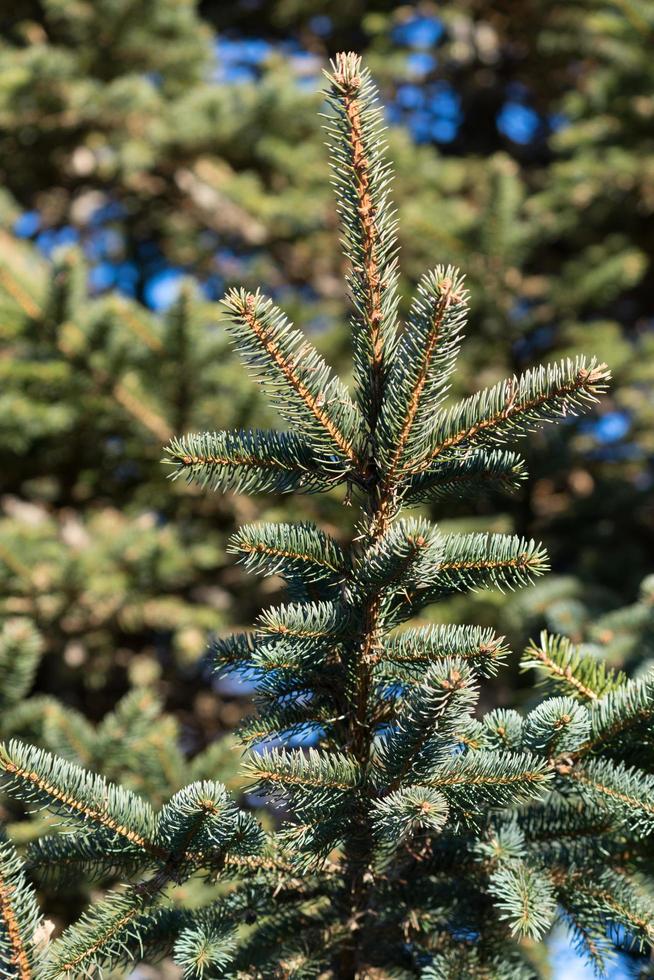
left=223, top=851, right=304, bottom=878
left=453, top=718, right=487, bottom=753
left=521, top=631, right=626, bottom=701
left=211, top=631, right=256, bottom=675
left=570, top=870, right=654, bottom=952
left=517, top=799, right=616, bottom=850
left=42, top=887, right=177, bottom=980
left=26, top=780, right=266, bottom=888
left=222, top=289, right=363, bottom=473
left=388, top=533, right=548, bottom=627
left=482, top=709, right=525, bottom=750
left=154, top=782, right=240, bottom=862
left=251, top=639, right=339, bottom=676
left=559, top=869, right=654, bottom=963
left=431, top=532, right=548, bottom=593
left=185, top=881, right=335, bottom=964
left=230, top=902, right=334, bottom=976
left=558, top=904, right=613, bottom=977
left=345, top=502, right=400, bottom=830
left=423, top=945, right=539, bottom=979
left=26, top=833, right=149, bottom=886
left=352, top=517, right=442, bottom=596
left=252, top=668, right=338, bottom=711
left=418, top=357, right=610, bottom=469
left=0, top=741, right=159, bottom=856
left=474, top=819, right=527, bottom=866
left=158, top=792, right=264, bottom=874
left=514, top=801, right=622, bottom=869
left=563, top=758, right=654, bottom=833
left=372, top=786, right=449, bottom=851
left=238, top=703, right=332, bottom=747
left=427, top=751, right=553, bottom=811
left=324, top=51, right=399, bottom=427
left=0, top=836, right=42, bottom=980
left=577, top=672, right=654, bottom=755
left=257, top=600, right=348, bottom=650
left=488, top=861, right=557, bottom=940
left=245, top=748, right=361, bottom=797
left=270, top=822, right=345, bottom=873
left=405, top=449, right=527, bottom=505
left=381, top=624, right=509, bottom=678
left=522, top=696, right=590, bottom=758
left=377, top=659, right=478, bottom=787
left=227, top=810, right=269, bottom=862
left=173, top=921, right=237, bottom=979
left=229, top=521, right=346, bottom=587
left=165, top=429, right=332, bottom=495
left=378, top=266, right=468, bottom=482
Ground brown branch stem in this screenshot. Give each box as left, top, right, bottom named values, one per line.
left=0, top=873, right=33, bottom=980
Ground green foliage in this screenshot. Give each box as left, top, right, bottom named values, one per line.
left=167, top=428, right=329, bottom=495
left=0, top=237, right=273, bottom=697
left=0, top=619, right=42, bottom=713
left=0, top=740, right=158, bottom=847
left=372, top=786, right=450, bottom=854
left=4, top=0, right=654, bottom=638
left=405, top=448, right=528, bottom=505
left=380, top=622, right=509, bottom=678
left=228, top=521, right=346, bottom=592
left=0, top=832, right=44, bottom=980
left=377, top=266, right=466, bottom=475
left=521, top=696, right=590, bottom=756
left=0, top=610, right=244, bottom=799
left=0, top=207, right=268, bottom=886
left=323, top=52, right=400, bottom=428
left=220, top=288, right=364, bottom=475
left=522, top=631, right=627, bottom=700
left=174, top=921, right=237, bottom=979
left=375, top=658, right=478, bottom=786
left=423, top=357, right=610, bottom=464
left=0, top=738, right=269, bottom=978
left=0, top=501, right=227, bottom=678
left=40, top=891, right=180, bottom=980
left=0, top=45, right=651, bottom=980
left=488, top=861, right=557, bottom=941
left=515, top=574, right=654, bottom=680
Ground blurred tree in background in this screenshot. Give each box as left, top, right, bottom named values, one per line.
left=0, top=0, right=652, bottom=963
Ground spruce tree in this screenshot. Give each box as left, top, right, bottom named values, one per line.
left=1, top=52, right=653, bottom=979
left=0, top=234, right=271, bottom=685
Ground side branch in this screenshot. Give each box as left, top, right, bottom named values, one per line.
left=384, top=283, right=453, bottom=486
left=222, top=289, right=363, bottom=475
left=0, top=874, right=32, bottom=980
left=0, top=839, right=41, bottom=980
left=420, top=360, right=611, bottom=471
left=0, top=743, right=162, bottom=859
left=242, top=297, right=359, bottom=468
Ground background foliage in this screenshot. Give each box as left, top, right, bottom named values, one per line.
left=0, top=1, right=652, bottom=975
